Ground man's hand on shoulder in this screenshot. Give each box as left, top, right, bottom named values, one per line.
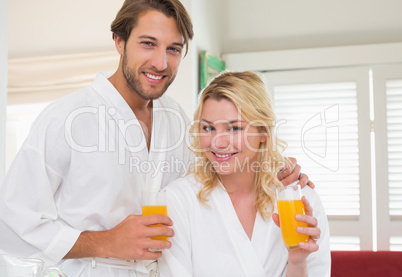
left=277, top=157, right=315, bottom=189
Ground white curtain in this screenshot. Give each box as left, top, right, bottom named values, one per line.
left=7, top=51, right=119, bottom=105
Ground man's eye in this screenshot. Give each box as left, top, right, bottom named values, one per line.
left=142, top=41, right=154, bottom=47
left=168, top=47, right=182, bottom=54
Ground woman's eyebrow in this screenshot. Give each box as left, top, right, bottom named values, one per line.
left=200, top=119, right=245, bottom=124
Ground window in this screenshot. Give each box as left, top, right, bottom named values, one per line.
left=223, top=43, right=402, bottom=251
left=372, top=64, right=402, bottom=250
left=261, top=65, right=402, bottom=250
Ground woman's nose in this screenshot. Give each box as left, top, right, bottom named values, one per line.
left=213, top=132, right=230, bottom=149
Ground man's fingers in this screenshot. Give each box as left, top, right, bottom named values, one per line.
left=285, top=157, right=297, bottom=169
left=306, top=179, right=315, bottom=189
left=150, top=238, right=171, bottom=249
left=147, top=225, right=175, bottom=238
left=280, top=164, right=301, bottom=185
left=297, top=172, right=309, bottom=188
left=141, top=214, right=173, bottom=226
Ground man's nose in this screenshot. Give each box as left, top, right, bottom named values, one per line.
left=150, top=49, right=168, bottom=71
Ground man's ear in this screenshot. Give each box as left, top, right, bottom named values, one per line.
left=114, top=34, right=125, bottom=55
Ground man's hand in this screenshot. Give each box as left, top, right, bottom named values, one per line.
left=277, top=157, right=315, bottom=189
left=64, top=214, right=174, bottom=261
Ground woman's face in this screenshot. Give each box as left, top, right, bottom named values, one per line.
left=199, top=98, right=267, bottom=177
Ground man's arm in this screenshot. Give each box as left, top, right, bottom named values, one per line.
left=64, top=214, right=174, bottom=261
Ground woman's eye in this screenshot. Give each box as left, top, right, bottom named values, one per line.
left=230, top=126, right=243, bottom=132
left=202, top=125, right=213, bottom=132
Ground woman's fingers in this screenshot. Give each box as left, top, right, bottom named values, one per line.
left=301, top=196, right=313, bottom=216
left=295, top=197, right=321, bottom=240
left=272, top=213, right=280, bottom=227
left=296, top=224, right=321, bottom=240
left=299, top=238, right=320, bottom=252
left=296, top=213, right=318, bottom=228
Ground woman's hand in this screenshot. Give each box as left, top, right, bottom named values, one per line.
left=273, top=196, right=320, bottom=275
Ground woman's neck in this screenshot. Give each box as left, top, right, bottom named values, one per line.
left=220, top=171, right=256, bottom=195
left=220, top=172, right=257, bottom=240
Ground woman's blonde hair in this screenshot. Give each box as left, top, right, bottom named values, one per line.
left=190, top=71, right=287, bottom=219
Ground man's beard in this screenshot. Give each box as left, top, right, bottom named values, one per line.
left=122, top=52, right=175, bottom=101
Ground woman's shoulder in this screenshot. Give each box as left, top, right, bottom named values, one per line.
left=301, top=185, right=317, bottom=197
left=301, top=185, right=326, bottom=213
left=165, top=174, right=201, bottom=196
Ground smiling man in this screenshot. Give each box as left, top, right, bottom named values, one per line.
left=0, top=1, right=194, bottom=276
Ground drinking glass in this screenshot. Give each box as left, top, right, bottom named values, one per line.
left=276, top=184, right=309, bottom=249
left=141, top=189, right=168, bottom=242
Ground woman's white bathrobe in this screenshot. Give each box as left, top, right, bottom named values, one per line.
left=159, top=175, right=331, bottom=277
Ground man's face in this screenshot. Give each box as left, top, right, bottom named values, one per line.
left=119, top=10, right=184, bottom=100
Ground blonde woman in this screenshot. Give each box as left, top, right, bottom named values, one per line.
left=158, top=71, right=331, bottom=276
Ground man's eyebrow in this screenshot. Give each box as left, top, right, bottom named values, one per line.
left=138, top=35, right=184, bottom=48
left=172, top=42, right=184, bottom=48
left=138, top=35, right=157, bottom=41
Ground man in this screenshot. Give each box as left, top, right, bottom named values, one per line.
left=0, top=0, right=309, bottom=276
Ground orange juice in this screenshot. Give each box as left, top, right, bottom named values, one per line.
left=142, top=205, right=168, bottom=241
left=277, top=199, right=309, bottom=248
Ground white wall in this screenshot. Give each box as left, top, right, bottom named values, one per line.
left=222, top=0, right=402, bottom=54
left=164, top=0, right=197, bottom=118
left=192, top=0, right=223, bottom=57
left=0, top=0, right=8, bottom=183
left=166, top=0, right=224, bottom=117
left=8, top=0, right=122, bottom=58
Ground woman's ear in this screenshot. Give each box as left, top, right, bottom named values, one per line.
left=259, top=127, right=269, bottom=143
left=260, top=132, right=268, bottom=143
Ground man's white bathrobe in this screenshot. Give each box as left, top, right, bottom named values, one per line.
left=0, top=73, right=192, bottom=276
left=159, top=175, right=331, bottom=277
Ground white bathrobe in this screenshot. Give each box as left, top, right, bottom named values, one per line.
left=0, top=73, right=192, bottom=276
left=159, top=175, right=331, bottom=277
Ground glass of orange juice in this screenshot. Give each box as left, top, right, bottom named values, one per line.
left=142, top=189, right=168, bottom=246
left=276, top=183, right=309, bottom=249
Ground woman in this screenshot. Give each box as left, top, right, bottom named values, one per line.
left=158, top=71, right=331, bottom=276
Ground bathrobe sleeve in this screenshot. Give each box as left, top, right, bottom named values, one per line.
left=0, top=108, right=81, bottom=265
left=304, top=186, right=332, bottom=277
